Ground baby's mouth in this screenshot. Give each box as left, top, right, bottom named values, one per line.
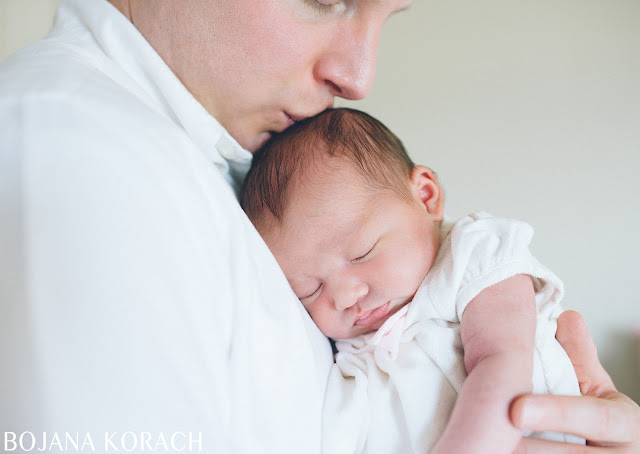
left=354, top=302, right=391, bottom=328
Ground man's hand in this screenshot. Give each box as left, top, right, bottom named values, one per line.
left=510, top=311, right=640, bottom=453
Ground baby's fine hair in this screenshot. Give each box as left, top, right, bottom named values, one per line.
left=241, top=108, right=415, bottom=230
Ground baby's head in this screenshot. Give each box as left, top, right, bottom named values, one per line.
left=242, top=108, right=444, bottom=339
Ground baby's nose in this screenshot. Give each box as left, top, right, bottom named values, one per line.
left=334, top=281, right=369, bottom=312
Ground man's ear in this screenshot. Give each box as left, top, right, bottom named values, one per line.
left=409, top=165, right=444, bottom=221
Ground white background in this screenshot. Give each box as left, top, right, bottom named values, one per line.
left=2, top=0, right=638, bottom=403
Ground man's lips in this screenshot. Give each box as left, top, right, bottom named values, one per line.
left=283, top=111, right=310, bottom=128
left=272, top=101, right=334, bottom=136
left=274, top=112, right=303, bottom=133
left=282, top=103, right=333, bottom=130
left=283, top=112, right=296, bottom=128
left=354, top=302, right=391, bottom=328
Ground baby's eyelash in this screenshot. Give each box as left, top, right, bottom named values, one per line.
left=351, top=241, right=378, bottom=263
left=300, top=283, right=323, bottom=301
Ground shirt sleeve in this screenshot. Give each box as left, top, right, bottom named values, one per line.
left=445, top=212, right=564, bottom=322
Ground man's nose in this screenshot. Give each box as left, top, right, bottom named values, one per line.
left=313, top=18, right=381, bottom=101
left=333, top=280, right=369, bottom=312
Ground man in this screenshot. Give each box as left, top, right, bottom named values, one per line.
left=0, top=0, right=637, bottom=452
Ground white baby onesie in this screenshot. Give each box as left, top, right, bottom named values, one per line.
left=322, top=212, right=583, bottom=454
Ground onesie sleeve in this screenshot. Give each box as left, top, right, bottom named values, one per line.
left=446, top=212, right=564, bottom=322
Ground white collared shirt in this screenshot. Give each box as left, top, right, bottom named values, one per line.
left=0, top=0, right=332, bottom=452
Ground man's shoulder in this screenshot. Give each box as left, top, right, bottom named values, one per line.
left=0, top=38, right=206, bottom=204
left=0, top=38, right=164, bottom=129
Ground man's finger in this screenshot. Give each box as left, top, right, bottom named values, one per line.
left=511, top=393, right=635, bottom=444
left=555, top=310, right=616, bottom=396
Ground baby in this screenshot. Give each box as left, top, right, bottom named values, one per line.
left=241, top=108, right=583, bottom=454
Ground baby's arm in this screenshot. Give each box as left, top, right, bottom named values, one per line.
left=430, top=274, right=536, bottom=454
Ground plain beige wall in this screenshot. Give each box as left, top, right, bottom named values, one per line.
left=2, top=1, right=639, bottom=402
left=0, top=0, right=61, bottom=61
left=343, top=0, right=640, bottom=402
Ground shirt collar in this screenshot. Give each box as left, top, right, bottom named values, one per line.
left=58, top=0, right=253, bottom=194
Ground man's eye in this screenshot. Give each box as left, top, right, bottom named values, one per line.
left=311, top=0, right=340, bottom=5
left=304, top=0, right=344, bottom=11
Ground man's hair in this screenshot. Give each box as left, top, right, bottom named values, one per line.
left=241, top=108, right=415, bottom=230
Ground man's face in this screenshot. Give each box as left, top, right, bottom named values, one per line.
left=124, top=0, right=413, bottom=152
left=263, top=164, right=442, bottom=340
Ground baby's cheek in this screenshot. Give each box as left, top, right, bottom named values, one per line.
left=307, top=303, right=340, bottom=338
left=386, top=249, right=431, bottom=288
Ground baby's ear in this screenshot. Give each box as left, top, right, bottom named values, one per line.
left=410, top=166, right=444, bottom=221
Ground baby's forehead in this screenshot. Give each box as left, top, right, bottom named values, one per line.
left=266, top=186, right=377, bottom=266
left=261, top=174, right=370, bottom=244
left=285, top=160, right=374, bottom=215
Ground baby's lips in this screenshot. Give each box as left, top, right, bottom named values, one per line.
left=354, top=302, right=390, bottom=327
